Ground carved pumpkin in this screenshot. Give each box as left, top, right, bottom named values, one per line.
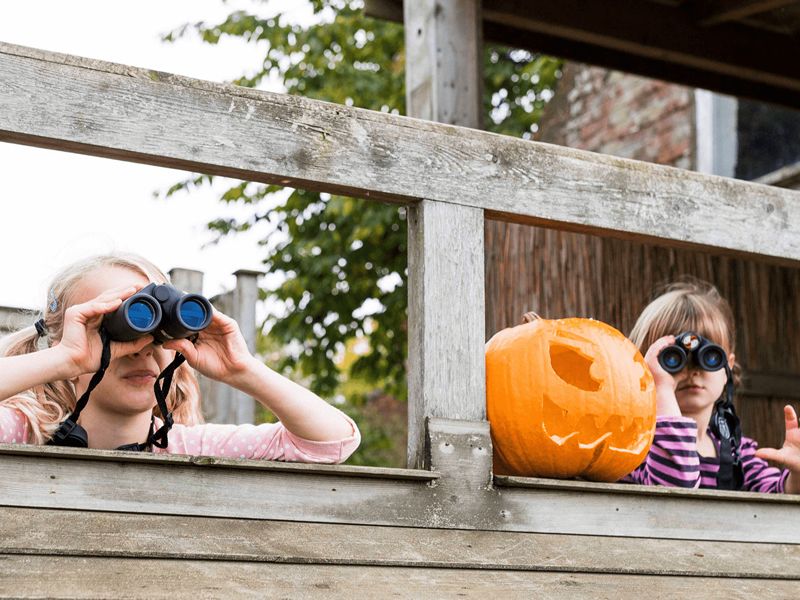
left=486, top=314, right=656, bottom=481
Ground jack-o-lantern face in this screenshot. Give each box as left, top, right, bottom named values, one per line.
left=486, top=316, right=656, bottom=481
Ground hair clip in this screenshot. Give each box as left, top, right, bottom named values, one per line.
left=48, top=289, right=58, bottom=313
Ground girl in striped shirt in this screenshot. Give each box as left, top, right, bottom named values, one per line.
left=620, top=281, right=800, bottom=493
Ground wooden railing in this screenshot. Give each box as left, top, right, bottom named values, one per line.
left=2, top=38, right=800, bottom=595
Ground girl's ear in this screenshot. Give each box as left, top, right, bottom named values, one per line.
left=728, top=352, right=736, bottom=369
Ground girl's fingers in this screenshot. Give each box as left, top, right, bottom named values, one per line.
left=162, top=338, right=196, bottom=359
left=755, top=447, right=784, bottom=465
left=785, top=405, right=799, bottom=432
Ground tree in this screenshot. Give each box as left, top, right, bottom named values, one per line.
left=163, top=1, right=560, bottom=464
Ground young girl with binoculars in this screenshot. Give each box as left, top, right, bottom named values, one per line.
left=621, top=281, right=800, bottom=493
left=0, top=253, right=359, bottom=462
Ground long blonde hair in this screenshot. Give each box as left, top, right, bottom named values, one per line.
left=629, top=279, right=741, bottom=386
left=0, top=253, right=204, bottom=444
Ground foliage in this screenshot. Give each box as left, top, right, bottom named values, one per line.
left=163, top=1, right=561, bottom=465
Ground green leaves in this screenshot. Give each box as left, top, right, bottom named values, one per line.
left=163, top=0, right=561, bottom=405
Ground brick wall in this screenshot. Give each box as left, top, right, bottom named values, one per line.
left=537, top=63, right=695, bottom=169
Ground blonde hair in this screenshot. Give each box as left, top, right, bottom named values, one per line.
left=629, top=279, right=740, bottom=386
left=0, top=252, right=204, bottom=444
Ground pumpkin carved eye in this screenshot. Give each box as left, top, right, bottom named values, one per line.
left=486, top=316, right=656, bottom=481
left=549, top=340, right=602, bottom=392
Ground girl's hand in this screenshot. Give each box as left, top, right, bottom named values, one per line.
left=161, top=310, right=253, bottom=383
left=756, top=405, right=800, bottom=494
left=644, top=335, right=682, bottom=417
left=56, top=286, right=154, bottom=378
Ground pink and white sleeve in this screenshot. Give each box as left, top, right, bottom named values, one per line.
left=159, top=415, right=361, bottom=464
left=0, top=406, right=30, bottom=444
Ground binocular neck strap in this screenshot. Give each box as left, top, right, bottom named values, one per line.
left=712, top=365, right=744, bottom=490
left=149, top=352, right=185, bottom=449
left=49, top=328, right=112, bottom=446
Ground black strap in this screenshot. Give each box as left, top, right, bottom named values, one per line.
left=148, top=352, right=185, bottom=449
left=711, top=365, right=744, bottom=490
left=48, top=328, right=112, bottom=446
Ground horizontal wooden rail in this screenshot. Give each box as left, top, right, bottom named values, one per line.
left=3, top=431, right=800, bottom=545
left=2, top=42, right=800, bottom=264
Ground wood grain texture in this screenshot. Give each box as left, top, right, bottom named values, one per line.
left=2, top=442, right=800, bottom=544
left=3, top=506, right=799, bottom=578
left=407, top=203, right=486, bottom=468
left=4, top=555, right=800, bottom=599
left=2, top=43, right=800, bottom=263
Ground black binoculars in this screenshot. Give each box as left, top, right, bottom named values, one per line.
left=102, top=283, right=213, bottom=343
left=657, top=331, right=727, bottom=374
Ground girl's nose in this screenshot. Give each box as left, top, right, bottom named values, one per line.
left=132, top=342, right=155, bottom=357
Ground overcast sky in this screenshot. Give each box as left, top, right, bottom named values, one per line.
left=0, top=0, right=312, bottom=312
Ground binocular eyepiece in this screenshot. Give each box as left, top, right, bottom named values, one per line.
left=102, top=283, right=213, bottom=343
left=657, top=331, right=727, bottom=374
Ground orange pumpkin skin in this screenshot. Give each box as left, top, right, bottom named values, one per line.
left=486, top=317, right=656, bottom=481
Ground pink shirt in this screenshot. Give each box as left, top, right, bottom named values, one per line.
left=0, top=406, right=360, bottom=464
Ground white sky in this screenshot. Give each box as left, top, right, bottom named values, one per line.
left=0, top=0, right=313, bottom=311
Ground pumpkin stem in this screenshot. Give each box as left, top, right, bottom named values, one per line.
left=522, top=312, right=542, bottom=324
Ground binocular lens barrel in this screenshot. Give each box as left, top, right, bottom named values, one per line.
left=658, top=347, right=686, bottom=373
left=128, top=300, right=158, bottom=330
left=102, top=295, right=163, bottom=342
left=179, top=298, right=209, bottom=329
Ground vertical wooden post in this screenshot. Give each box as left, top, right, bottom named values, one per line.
left=405, top=0, right=485, bottom=468
left=168, top=268, right=204, bottom=295
left=203, top=271, right=261, bottom=424
left=231, top=269, right=261, bottom=424
left=404, top=0, right=483, bottom=127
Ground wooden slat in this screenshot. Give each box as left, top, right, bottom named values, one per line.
left=481, top=0, right=800, bottom=89
left=695, top=0, right=799, bottom=26
left=0, top=443, right=438, bottom=481
left=2, top=43, right=800, bottom=264
left=406, top=204, right=486, bottom=468
left=3, top=555, right=799, bottom=598
left=3, top=507, right=800, bottom=578
left=2, top=441, right=800, bottom=543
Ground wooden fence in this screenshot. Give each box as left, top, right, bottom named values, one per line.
left=2, top=33, right=800, bottom=598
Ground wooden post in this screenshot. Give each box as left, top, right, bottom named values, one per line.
left=168, top=268, right=204, bottom=294
left=202, top=271, right=261, bottom=424
left=405, top=0, right=485, bottom=469
left=404, top=0, right=483, bottom=127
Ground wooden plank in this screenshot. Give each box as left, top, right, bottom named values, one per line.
left=0, top=443, right=439, bottom=481
left=2, top=443, right=800, bottom=543
left=2, top=43, right=800, bottom=264
left=3, top=555, right=799, bottom=598
left=407, top=205, right=486, bottom=468
left=740, top=371, right=800, bottom=399
left=3, top=507, right=799, bottom=578
left=694, top=0, right=799, bottom=26
left=404, top=0, right=483, bottom=127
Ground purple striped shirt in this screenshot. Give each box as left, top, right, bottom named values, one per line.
left=620, top=416, right=789, bottom=493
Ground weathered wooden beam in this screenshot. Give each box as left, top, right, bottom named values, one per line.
left=481, top=0, right=800, bottom=92
left=4, top=506, right=799, bottom=578
left=404, top=0, right=483, bottom=127
left=403, top=0, right=485, bottom=468
left=694, top=0, right=799, bottom=26
left=741, top=371, right=800, bottom=399
left=3, top=440, right=800, bottom=544
left=2, top=43, right=800, bottom=264
left=5, top=554, right=800, bottom=598
left=407, top=205, right=485, bottom=468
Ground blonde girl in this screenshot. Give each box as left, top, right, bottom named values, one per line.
left=621, top=281, right=800, bottom=493
left=0, top=253, right=359, bottom=462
